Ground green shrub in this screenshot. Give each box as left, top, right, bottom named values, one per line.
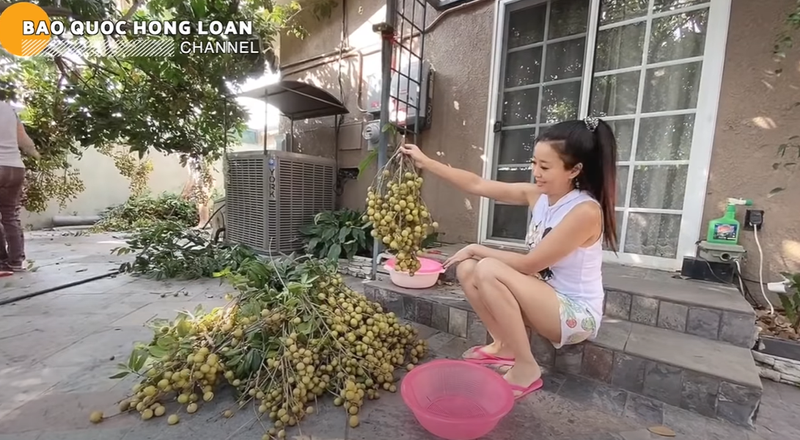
left=301, top=209, right=373, bottom=261
left=94, top=193, right=198, bottom=232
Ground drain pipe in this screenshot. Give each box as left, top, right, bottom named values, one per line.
left=52, top=215, right=101, bottom=227
left=371, top=3, right=396, bottom=281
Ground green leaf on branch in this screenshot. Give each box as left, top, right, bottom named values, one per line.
left=327, top=243, right=342, bottom=261
left=768, top=187, right=786, bottom=197
left=109, top=371, right=131, bottom=380
left=357, top=149, right=378, bottom=179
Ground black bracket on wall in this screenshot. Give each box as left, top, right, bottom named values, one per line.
left=335, top=168, right=359, bottom=196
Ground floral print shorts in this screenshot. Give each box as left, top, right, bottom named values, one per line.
left=553, top=293, right=601, bottom=349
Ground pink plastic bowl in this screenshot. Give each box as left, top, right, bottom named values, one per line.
left=384, top=257, right=444, bottom=289
left=401, top=359, right=515, bottom=440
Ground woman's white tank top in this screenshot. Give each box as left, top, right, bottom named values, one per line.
left=524, top=189, right=604, bottom=315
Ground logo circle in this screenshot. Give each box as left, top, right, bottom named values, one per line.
left=0, top=2, right=52, bottom=57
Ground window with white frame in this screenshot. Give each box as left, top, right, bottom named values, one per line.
left=483, top=0, right=723, bottom=267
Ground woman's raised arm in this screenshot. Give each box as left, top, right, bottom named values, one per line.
left=399, top=144, right=539, bottom=206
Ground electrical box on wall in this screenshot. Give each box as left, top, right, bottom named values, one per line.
left=697, top=241, right=746, bottom=264
left=366, top=59, right=433, bottom=131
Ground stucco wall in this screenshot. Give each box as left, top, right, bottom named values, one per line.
left=21, top=149, right=224, bottom=230
left=280, top=0, right=800, bottom=281
left=280, top=0, right=494, bottom=244
left=21, top=137, right=277, bottom=230
left=706, top=0, right=800, bottom=285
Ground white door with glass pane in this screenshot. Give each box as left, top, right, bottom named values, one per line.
left=479, top=0, right=730, bottom=269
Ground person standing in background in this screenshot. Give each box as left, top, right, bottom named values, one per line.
left=0, top=99, right=39, bottom=273
left=180, top=156, right=214, bottom=229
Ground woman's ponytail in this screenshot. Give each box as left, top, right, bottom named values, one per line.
left=593, top=119, right=619, bottom=251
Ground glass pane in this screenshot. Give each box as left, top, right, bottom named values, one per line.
left=496, top=166, right=532, bottom=183
left=642, top=62, right=702, bottom=112
left=616, top=165, right=629, bottom=207
left=599, top=0, right=648, bottom=25
left=648, top=9, right=708, bottom=64
left=605, top=118, right=635, bottom=160
left=636, top=114, right=695, bottom=161
left=594, top=22, right=646, bottom=72
left=624, top=212, right=682, bottom=258
left=491, top=204, right=529, bottom=240
left=544, top=38, right=586, bottom=81
left=603, top=210, right=624, bottom=251
left=505, top=47, right=543, bottom=88
left=498, top=129, right=536, bottom=165
left=548, top=0, right=590, bottom=39
left=653, top=0, right=707, bottom=13
left=503, top=88, right=540, bottom=126
left=540, top=81, right=581, bottom=124
left=508, top=4, right=547, bottom=49
left=537, top=125, right=551, bottom=137
left=629, top=165, right=688, bottom=210
left=591, top=71, right=640, bottom=116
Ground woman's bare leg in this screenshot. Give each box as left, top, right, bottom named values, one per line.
left=197, top=202, right=210, bottom=228
left=456, top=259, right=511, bottom=358
left=473, top=257, right=562, bottom=395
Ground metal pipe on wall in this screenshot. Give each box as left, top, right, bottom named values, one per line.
left=280, top=47, right=354, bottom=71
left=278, top=0, right=491, bottom=74
left=371, top=1, right=397, bottom=280
left=281, top=49, right=377, bottom=112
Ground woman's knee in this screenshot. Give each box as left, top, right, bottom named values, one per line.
left=474, top=258, right=502, bottom=283
left=455, top=258, right=478, bottom=284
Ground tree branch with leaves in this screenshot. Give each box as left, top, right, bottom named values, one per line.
left=0, top=0, right=336, bottom=212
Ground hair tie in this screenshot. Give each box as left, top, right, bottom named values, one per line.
left=583, top=116, right=599, bottom=132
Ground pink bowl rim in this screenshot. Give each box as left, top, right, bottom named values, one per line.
left=400, top=359, right=515, bottom=423
left=384, top=257, right=444, bottom=275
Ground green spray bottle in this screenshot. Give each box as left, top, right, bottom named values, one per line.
left=706, top=198, right=752, bottom=245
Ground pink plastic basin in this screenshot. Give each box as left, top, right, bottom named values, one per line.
left=384, top=257, right=444, bottom=289
left=401, top=359, right=514, bottom=440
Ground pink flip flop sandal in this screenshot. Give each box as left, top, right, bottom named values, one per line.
left=510, top=377, right=544, bottom=400
left=462, top=346, right=516, bottom=366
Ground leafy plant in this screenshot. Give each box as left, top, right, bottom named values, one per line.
left=94, top=193, right=198, bottom=232
left=774, top=0, right=800, bottom=57
left=300, top=209, right=372, bottom=261
left=768, top=137, right=800, bottom=198
left=778, top=272, right=800, bottom=332
left=769, top=2, right=800, bottom=198
left=113, top=220, right=257, bottom=280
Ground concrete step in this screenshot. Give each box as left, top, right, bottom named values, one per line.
left=373, top=253, right=757, bottom=348
left=363, top=279, right=763, bottom=428
left=602, top=264, right=757, bottom=349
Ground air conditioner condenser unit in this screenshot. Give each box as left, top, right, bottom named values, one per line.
left=224, top=150, right=336, bottom=254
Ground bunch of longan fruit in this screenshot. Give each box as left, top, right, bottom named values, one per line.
left=365, top=153, right=437, bottom=275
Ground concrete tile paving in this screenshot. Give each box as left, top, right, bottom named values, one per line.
left=0, top=231, right=798, bottom=440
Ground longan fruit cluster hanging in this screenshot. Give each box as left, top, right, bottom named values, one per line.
left=365, top=153, right=438, bottom=275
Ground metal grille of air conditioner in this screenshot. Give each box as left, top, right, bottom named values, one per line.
left=271, top=157, right=336, bottom=252
left=225, top=156, right=265, bottom=249
left=225, top=150, right=335, bottom=254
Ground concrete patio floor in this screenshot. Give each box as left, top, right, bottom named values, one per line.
left=0, top=231, right=798, bottom=440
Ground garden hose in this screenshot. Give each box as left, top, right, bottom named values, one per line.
left=0, top=269, right=120, bottom=306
